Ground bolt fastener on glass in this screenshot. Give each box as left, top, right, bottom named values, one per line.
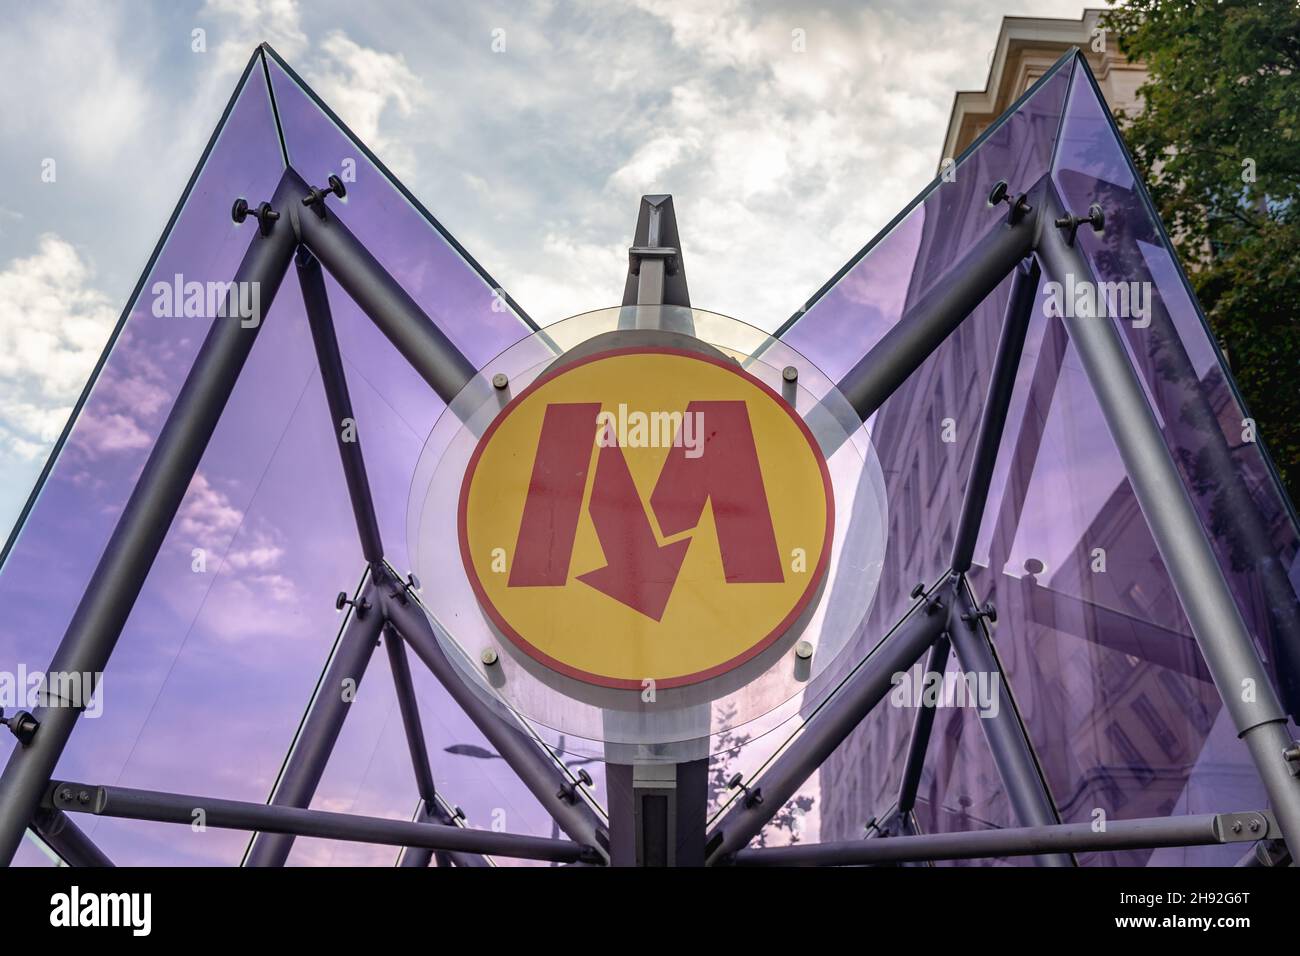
left=231, top=197, right=281, bottom=236
left=1054, top=202, right=1105, bottom=246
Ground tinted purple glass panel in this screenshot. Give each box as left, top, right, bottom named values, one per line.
left=13, top=835, right=60, bottom=867
left=1051, top=66, right=1300, bottom=719
left=286, top=642, right=580, bottom=867
left=783, top=59, right=1074, bottom=658
left=780, top=59, right=1070, bottom=382
left=2, top=49, right=566, bottom=865
left=254, top=58, right=577, bottom=853
left=0, top=59, right=293, bottom=863
left=773, top=63, right=1072, bottom=851
left=263, top=53, right=535, bottom=369
left=788, top=53, right=1289, bottom=866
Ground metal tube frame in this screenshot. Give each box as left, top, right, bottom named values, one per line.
left=382, top=585, right=611, bottom=859
left=704, top=592, right=951, bottom=864
left=836, top=186, right=1041, bottom=421
left=725, top=810, right=1278, bottom=867
left=6, top=150, right=1298, bottom=868
left=46, top=781, right=597, bottom=865
left=243, top=577, right=384, bottom=866
left=1035, top=184, right=1300, bottom=859
left=946, top=576, right=1073, bottom=866
left=297, top=245, right=386, bottom=566
left=290, top=247, right=486, bottom=867
left=31, top=807, right=114, bottom=867
left=289, top=169, right=478, bottom=404
left=895, top=632, right=951, bottom=817
left=0, top=170, right=301, bottom=863
left=950, top=256, right=1040, bottom=573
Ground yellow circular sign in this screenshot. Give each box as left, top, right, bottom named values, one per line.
left=458, top=346, right=833, bottom=689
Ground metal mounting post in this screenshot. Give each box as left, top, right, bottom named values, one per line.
left=622, top=194, right=691, bottom=313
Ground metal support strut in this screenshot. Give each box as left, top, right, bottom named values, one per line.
left=1035, top=187, right=1300, bottom=860
left=705, top=594, right=951, bottom=864
left=726, top=810, right=1277, bottom=866
left=0, top=171, right=300, bottom=865
left=947, top=578, right=1073, bottom=866
left=243, top=577, right=384, bottom=866
left=49, top=781, right=598, bottom=865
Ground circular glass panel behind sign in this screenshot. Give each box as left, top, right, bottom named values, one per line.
left=407, top=307, right=887, bottom=759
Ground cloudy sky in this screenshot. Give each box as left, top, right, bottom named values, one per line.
left=0, top=0, right=1091, bottom=537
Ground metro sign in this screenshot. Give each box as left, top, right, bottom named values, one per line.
left=458, top=346, right=833, bottom=690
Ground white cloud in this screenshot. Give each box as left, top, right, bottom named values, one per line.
left=0, top=0, right=1093, bottom=538
left=0, top=2, right=154, bottom=167
left=202, top=0, right=308, bottom=77
left=0, top=235, right=116, bottom=460
left=171, top=471, right=302, bottom=636
left=177, top=472, right=245, bottom=542
left=304, top=32, right=426, bottom=177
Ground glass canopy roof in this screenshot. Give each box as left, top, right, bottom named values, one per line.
left=3, top=46, right=1296, bottom=867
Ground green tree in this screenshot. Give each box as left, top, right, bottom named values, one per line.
left=1103, top=0, right=1300, bottom=506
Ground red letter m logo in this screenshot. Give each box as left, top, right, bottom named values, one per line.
left=507, top=401, right=784, bottom=620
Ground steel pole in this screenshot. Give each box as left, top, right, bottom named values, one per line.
left=705, top=596, right=951, bottom=864
left=289, top=170, right=478, bottom=405
left=297, top=245, right=385, bottom=565
left=727, top=810, right=1275, bottom=866
left=381, top=587, right=610, bottom=860
left=1036, top=191, right=1300, bottom=859
left=950, top=257, right=1041, bottom=572
left=396, top=802, right=435, bottom=869
left=31, top=807, right=113, bottom=867
left=896, top=633, right=951, bottom=817
left=0, top=171, right=299, bottom=864
left=382, top=624, right=489, bottom=867
left=947, top=580, right=1072, bottom=866
left=243, top=579, right=384, bottom=866
left=836, top=200, right=1039, bottom=421
left=50, top=781, right=596, bottom=864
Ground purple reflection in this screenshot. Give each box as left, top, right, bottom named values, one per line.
left=793, top=54, right=1284, bottom=866
left=1, top=51, right=560, bottom=865
left=1053, top=66, right=1300, bottom=719
left=781, top=61, right=1071, bottom=382
left=0, top=59, right=289, bottom=866
left=792, top=63, right=1075, bottom=852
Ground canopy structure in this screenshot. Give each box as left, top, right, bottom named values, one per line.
left=0, top=45, right=1297, bottom=868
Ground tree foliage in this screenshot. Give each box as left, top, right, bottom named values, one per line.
left=1103, top=0, right=1300, bottom=505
